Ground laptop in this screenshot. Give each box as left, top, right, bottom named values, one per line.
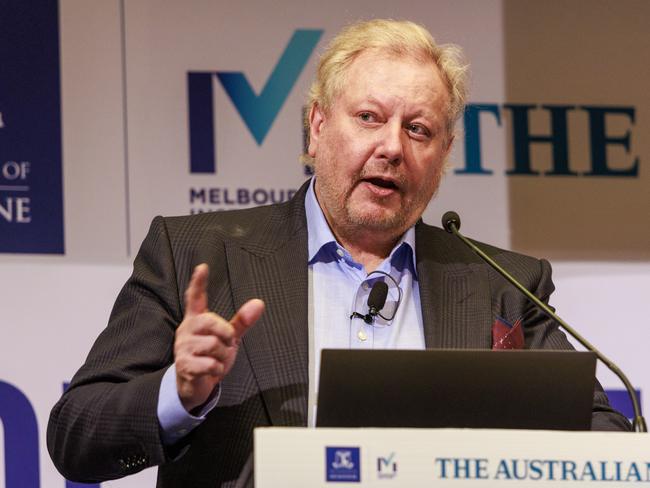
left=316, top=349, right=597, bottom=430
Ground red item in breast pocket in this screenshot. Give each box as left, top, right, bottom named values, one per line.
left=492, top=317, right=524, bottom=350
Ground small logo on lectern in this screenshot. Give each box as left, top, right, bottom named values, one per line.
left=326, top=446, right=360, bottom=482
left=377, top=452, right=398, bottom=478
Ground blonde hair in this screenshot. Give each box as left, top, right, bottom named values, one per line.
left=304, top=19, right=468, bottom=164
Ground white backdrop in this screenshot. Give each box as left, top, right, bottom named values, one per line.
left=0, top=1, right=648, bottom=487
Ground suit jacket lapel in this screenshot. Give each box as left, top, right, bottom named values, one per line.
left=222, top=196, right=495, bottom=427
left=416, top=223, right=493, bottom=349
left=224, top=184, right=310, bottom=427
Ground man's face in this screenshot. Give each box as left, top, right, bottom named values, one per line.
left=308, top=50, right=452, bottom=241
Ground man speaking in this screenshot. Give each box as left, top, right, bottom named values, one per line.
left=47, top=19, right=630, bottom=487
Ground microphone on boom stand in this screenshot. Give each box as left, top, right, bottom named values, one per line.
left=441, top=210, right=646, bottom=433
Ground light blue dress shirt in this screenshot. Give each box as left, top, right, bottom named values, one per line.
left=158, top=178, right=425, bottom=442
left=306, top=178, right=425, bottom=423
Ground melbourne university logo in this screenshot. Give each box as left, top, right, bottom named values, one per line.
left=326, top=446, right=361, bottom=482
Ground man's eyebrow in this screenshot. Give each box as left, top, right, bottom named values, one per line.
left=356, top=96, right=442, bottom=124
left=407, top=108, right=442, bottom=125
left=410, top=108, right=434, bottom=118
left=361, top=96, right=384, bottom=107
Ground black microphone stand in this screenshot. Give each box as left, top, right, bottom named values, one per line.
left=443, top=211, right=647, bottom=433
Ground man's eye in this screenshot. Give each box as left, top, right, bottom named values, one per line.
left=407, top=124, right=430, bottom=137
left=358, top=112, right=375, bottom=123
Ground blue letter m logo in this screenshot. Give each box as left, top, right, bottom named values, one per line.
left=187, top=29, right=322, bottom=173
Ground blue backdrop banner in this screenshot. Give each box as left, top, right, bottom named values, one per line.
left=0, top=0, right=64, bottom=253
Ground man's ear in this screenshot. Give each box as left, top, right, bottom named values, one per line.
left=308, top=103, right=325, bottom=157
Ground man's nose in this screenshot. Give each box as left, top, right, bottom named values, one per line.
left=375, top=121, right=404, bottom=164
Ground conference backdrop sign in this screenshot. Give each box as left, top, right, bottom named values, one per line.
left=0, top=1, right=648, bottom=487
left=0, top=1, right=64, bottom=254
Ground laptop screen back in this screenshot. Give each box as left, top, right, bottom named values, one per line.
left=316, top=349, right=596, bottom=430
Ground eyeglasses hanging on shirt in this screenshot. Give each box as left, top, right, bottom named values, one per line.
left=350, top=270, right=403, bottom=326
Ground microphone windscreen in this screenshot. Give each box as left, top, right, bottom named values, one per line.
left=368, top=281, right=389, bottom=311
left=442, top=211, right=461, bottom=233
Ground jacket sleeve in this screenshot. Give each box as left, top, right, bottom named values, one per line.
left=47, top=216, right=183, bottom=482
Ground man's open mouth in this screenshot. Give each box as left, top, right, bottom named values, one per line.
left=363, top=177, right=399, bottom=190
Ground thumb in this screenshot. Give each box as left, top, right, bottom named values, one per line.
left=184, top=263, right=209, bottom=317
left=231, top=298, right=265, bottom=339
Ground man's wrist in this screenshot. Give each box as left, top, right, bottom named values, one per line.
left=157, top=364, right=221, bottom=445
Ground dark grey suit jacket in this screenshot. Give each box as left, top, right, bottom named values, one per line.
left=47, top=181, right=630, bottom=487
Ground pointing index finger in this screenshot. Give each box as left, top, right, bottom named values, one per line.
left=184, top=263, right=209, bottom=317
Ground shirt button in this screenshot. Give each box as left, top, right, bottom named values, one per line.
left=362, top=282, right=369, bottom=290
left=336, top=249, right=344, bottom=257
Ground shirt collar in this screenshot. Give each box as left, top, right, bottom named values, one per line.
left=305, top=177, right=417, bottom=277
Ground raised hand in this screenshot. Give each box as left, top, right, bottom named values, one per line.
left=174, top=263, right=264, bottom=412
